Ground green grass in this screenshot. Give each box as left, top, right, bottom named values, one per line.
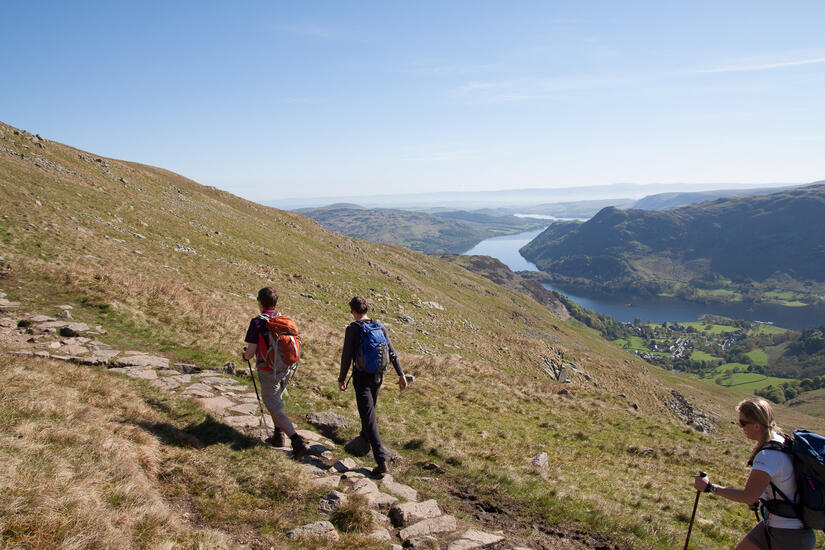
left=763, top=290, right=809, bottom=307
left=690, top=350, right=720, bottom=362
left=567, top=318, right=605, bottom=338
left=700, top=364, right=794, bottom=394
left=656, top=280, right=688, bottom=298
left=694, top=288, right=742, bottom=301
left=786, top=388, right=825, bottom=419
left=682, top=322, right=741, bottom=335
left=612, top=336, right=650, bottom=352
left=744, top=349, right=768, bottom=366
left=749, top=324, right=789, bottom=336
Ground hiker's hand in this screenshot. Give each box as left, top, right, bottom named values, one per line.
left=693, top=474, right=709, bottom=492
left=398, top=375, right=407, bottom=391
left=339, top=381, right=347, bottom=391
left=242, top=343, right=257, bottom=361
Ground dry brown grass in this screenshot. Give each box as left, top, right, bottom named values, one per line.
left=0, top=356, right=230, bottom=549
left=57, top=258, right=245, bottom=343
left=0, top=352, right=393, bottom=550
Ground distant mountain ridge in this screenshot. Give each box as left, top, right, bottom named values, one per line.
left=272, top=181, right=797, bottom=210
left=521, top=182, right=825, bottom=297
left=296, top=205, right=546, bottom=254
left=632, top=186, right=794, bottom=210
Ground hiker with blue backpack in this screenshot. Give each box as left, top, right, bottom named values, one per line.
left=339, top=295, right=407, bottom=478
left=692, top=397, right=822, bottom=550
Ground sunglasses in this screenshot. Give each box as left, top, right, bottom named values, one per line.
left=738, top=418, right=752, bottom=427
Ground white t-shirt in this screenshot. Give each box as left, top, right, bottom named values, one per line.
left=752, top=435, right=804, bottom=529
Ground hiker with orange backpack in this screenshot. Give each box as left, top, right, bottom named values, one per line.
left=242, top=287, right=309, bottom=460
left=339, top=296, right=407, bottom=477
left=692, top=397, right=817, bottom=550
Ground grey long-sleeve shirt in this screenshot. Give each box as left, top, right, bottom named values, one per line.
left=339, top=319, right=403, bottom=382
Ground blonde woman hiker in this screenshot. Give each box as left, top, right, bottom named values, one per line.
left=693, top=397, right=815, bottom=550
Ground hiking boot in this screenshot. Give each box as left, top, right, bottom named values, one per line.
left=371, top=461, right=388, bottom=478
left=265, top=428, right=284, bottom=447
left=290, top=433, right=309, bottom=461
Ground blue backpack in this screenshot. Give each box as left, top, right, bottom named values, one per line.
left=759, top=430, right=825, bottom=530
left=355, top=321, right=390, bottom=374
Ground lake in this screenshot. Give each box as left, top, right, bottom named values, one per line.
left=463, top=228, right=825, bottom=331
left=461, top=227, right=545, bottom=272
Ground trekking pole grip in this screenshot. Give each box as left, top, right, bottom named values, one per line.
left=683, top=471, right=707, bottom=550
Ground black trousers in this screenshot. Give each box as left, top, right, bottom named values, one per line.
left=352, top=371, right=386, bottom=464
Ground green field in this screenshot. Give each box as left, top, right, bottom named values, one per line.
left=682, top=322, right=741, bottom=335
left=689, top=350, right=721, bottom=362
left=745, top=349, right=768, bottom=366
left=613, top=336, right=649, bottom=352
left=695, top=288, right=743, bottom=301
left=699, top=363, right=794, bottom=394
left=749, top=324, right=789, bottom=336
left=763, top=290, right=808, bottom=307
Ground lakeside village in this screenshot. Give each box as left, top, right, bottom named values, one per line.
left=623, top=317, right=750, bottom=363
left=609, top=314, right=825, bottom=404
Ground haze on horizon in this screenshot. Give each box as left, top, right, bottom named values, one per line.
left=1, top=1, right=824, bottom=203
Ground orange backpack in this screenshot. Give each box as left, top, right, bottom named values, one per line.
left=259, top=314, right=301, bottom=376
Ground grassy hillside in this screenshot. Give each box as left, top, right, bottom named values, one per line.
left=438, top=254, right=570, bottom=320
left=786, top=388, right=825, bottom=419
left=296, top=205, right=545, bottom=254
left=520, top=184, right=825, bottom=304
left=2, top=121, right=824, bottom=549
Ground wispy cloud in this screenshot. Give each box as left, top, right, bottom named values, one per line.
left=453, top=53, right=825, bottom=103
left=690, top=56, right=825, bottom=75
left=663, top=105, right=821, bottom=123
left=453, top=74, right=649, bottom=103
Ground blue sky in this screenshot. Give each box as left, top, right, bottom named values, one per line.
left=2, top=1, right=824, bottom=201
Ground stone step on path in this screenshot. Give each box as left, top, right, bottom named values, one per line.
left=0, top=289, right=21, bottom=310
left=1, top=303, right=526, bottom=549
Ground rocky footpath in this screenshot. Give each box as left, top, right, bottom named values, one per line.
left=0, top=294, right=532, bottom=550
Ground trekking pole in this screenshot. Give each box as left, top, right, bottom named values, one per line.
left=246, top=359, right=271, bottom=439
left=684, top=470, right=707, bottom=550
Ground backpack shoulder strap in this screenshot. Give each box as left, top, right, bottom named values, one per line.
left=759, top=438, right=798, bottom=506
left=747, top=440, right=786, bottom=467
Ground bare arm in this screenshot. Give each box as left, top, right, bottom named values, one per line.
left=242, top=343, right=257, bottom=362
left=694, top=469, right=771, bottom=506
